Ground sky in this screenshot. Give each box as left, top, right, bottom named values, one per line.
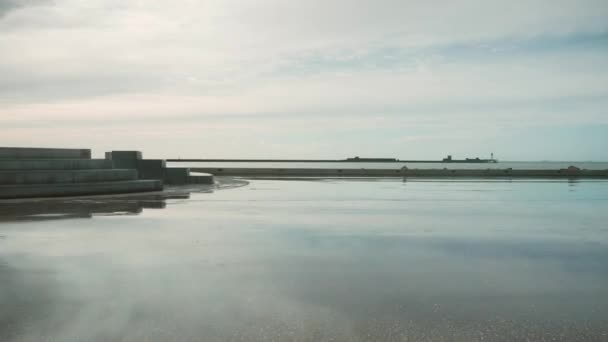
left=1, top=0, right=607, bottom=160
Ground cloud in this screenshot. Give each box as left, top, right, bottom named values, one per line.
left=0, top=0, right=49, bottom=18
left=1, top=0, right=607, bottom=159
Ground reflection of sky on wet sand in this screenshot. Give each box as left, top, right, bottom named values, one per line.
left=1, top=179, right=608, bottom=341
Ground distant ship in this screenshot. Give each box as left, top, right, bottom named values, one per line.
left=442, top=155, right=498, bottom=163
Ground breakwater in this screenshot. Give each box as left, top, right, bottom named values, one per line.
left=191, top=167, right=608, bottom=178
left=0, top=147, right=215, bottom=199
left=0, top=147, right=162, bottom=199
left=168, top=158, right=496, bottom=163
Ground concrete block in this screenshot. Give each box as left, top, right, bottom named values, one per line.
left=108, top=151, right=142, bottom=160
left=188, top=173, right=214, bottom=184
left=107, top=151, right=143, bottom=169
left=0, top=159, right=112, bottom=171
left=137, top=159, right=166, bottom=180
left=0, top=169, right=138, bottom=185
left=0, top=147, right=91, bottom=160
left=0, top=180, right=163, bottom=199
left=165, top=167, right=190, bottom=184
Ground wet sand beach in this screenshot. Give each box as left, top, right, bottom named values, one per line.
left=1, top=178, right=608, bottom=341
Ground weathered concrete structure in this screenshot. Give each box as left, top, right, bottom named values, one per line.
left=0, top=147, right=217, bottom=199
left=0, top=147, right=91, bottom=159
left=0, top=147, right=162, bottom=199
left=191, top=167, right=608, bottom=179
left=0, top=159, right=112, bottom=170
left=0, top=180, right=163, bottom=199
left=106, top=151, right=214, bottom=185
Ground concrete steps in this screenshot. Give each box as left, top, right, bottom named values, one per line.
left=188, top=173, right=215, bottom=184
left=0, top=147, right=91, bottom=159
left=0, top=169, right=137, bottom=185
left=0, top=180, right=163, bottom=199
left=0, top=159, right=112, bottom=171
left=0, top=147, right=165, bottom=199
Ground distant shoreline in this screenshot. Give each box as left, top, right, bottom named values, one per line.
left=168, top=158, right=497, bottom=163
left=190, top=167, right=608, bottom=179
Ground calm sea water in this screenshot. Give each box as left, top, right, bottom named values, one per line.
left=1, top=178, right=608, bottom=341
left=169, top=161, right=608, bottom=170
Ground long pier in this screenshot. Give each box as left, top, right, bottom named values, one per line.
left=168, top=158, right=497, bottom=163
left=190, top=167, right=608, bottom=179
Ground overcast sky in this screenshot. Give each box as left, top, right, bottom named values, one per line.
left=1, top=0, right=607, bottom=160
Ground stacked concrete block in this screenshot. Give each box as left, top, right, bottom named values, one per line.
left=0, top=159, right=112, bottom=170
left=164, top=167, right=190, bottom=184
left=0, top=169, right=138, bottom=185
left=137, top=160, right=167, bottom=180
left=0, top=147, right=162, bottom=199
left=188, top=172, right=215, bottom=184
left=106, top=151, right=214, bottom=185
left=0, top=147, right=91, bottom=159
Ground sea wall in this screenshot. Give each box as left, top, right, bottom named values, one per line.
left=191, top=167, right=608, bottom=179
left=106, top=151, right=214, bottom=185
left=0, top=147, right=91, bottom=159
left=0, top=147, right=162, bottom=199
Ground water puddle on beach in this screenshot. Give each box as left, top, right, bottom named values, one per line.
left=1, top=178, right=608, bottom=341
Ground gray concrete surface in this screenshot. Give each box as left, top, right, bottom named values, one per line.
left=0, top=147, right=91, bottom=159
left=165, top=167, right=190, bottom=184
left=0, top=147, right=164, bottom=198
left=0, top=169, right=137, bottom=185
left=188, top=173, right=215, bottom=184
left=0, top=159, right=112, bottom=170
left=106, top=151, right=142, bottom=161
left=191, top=167, right=608, bottom=178
left=0, top=180, right=163, bottom=199
left=137, top=160, right=167, bottom=180
left=106, top=151, right=143, bottom=169
left=107, top=150, right=214, bottom=185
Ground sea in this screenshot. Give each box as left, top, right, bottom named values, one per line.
left=1, top=177, right=607, bottom=341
